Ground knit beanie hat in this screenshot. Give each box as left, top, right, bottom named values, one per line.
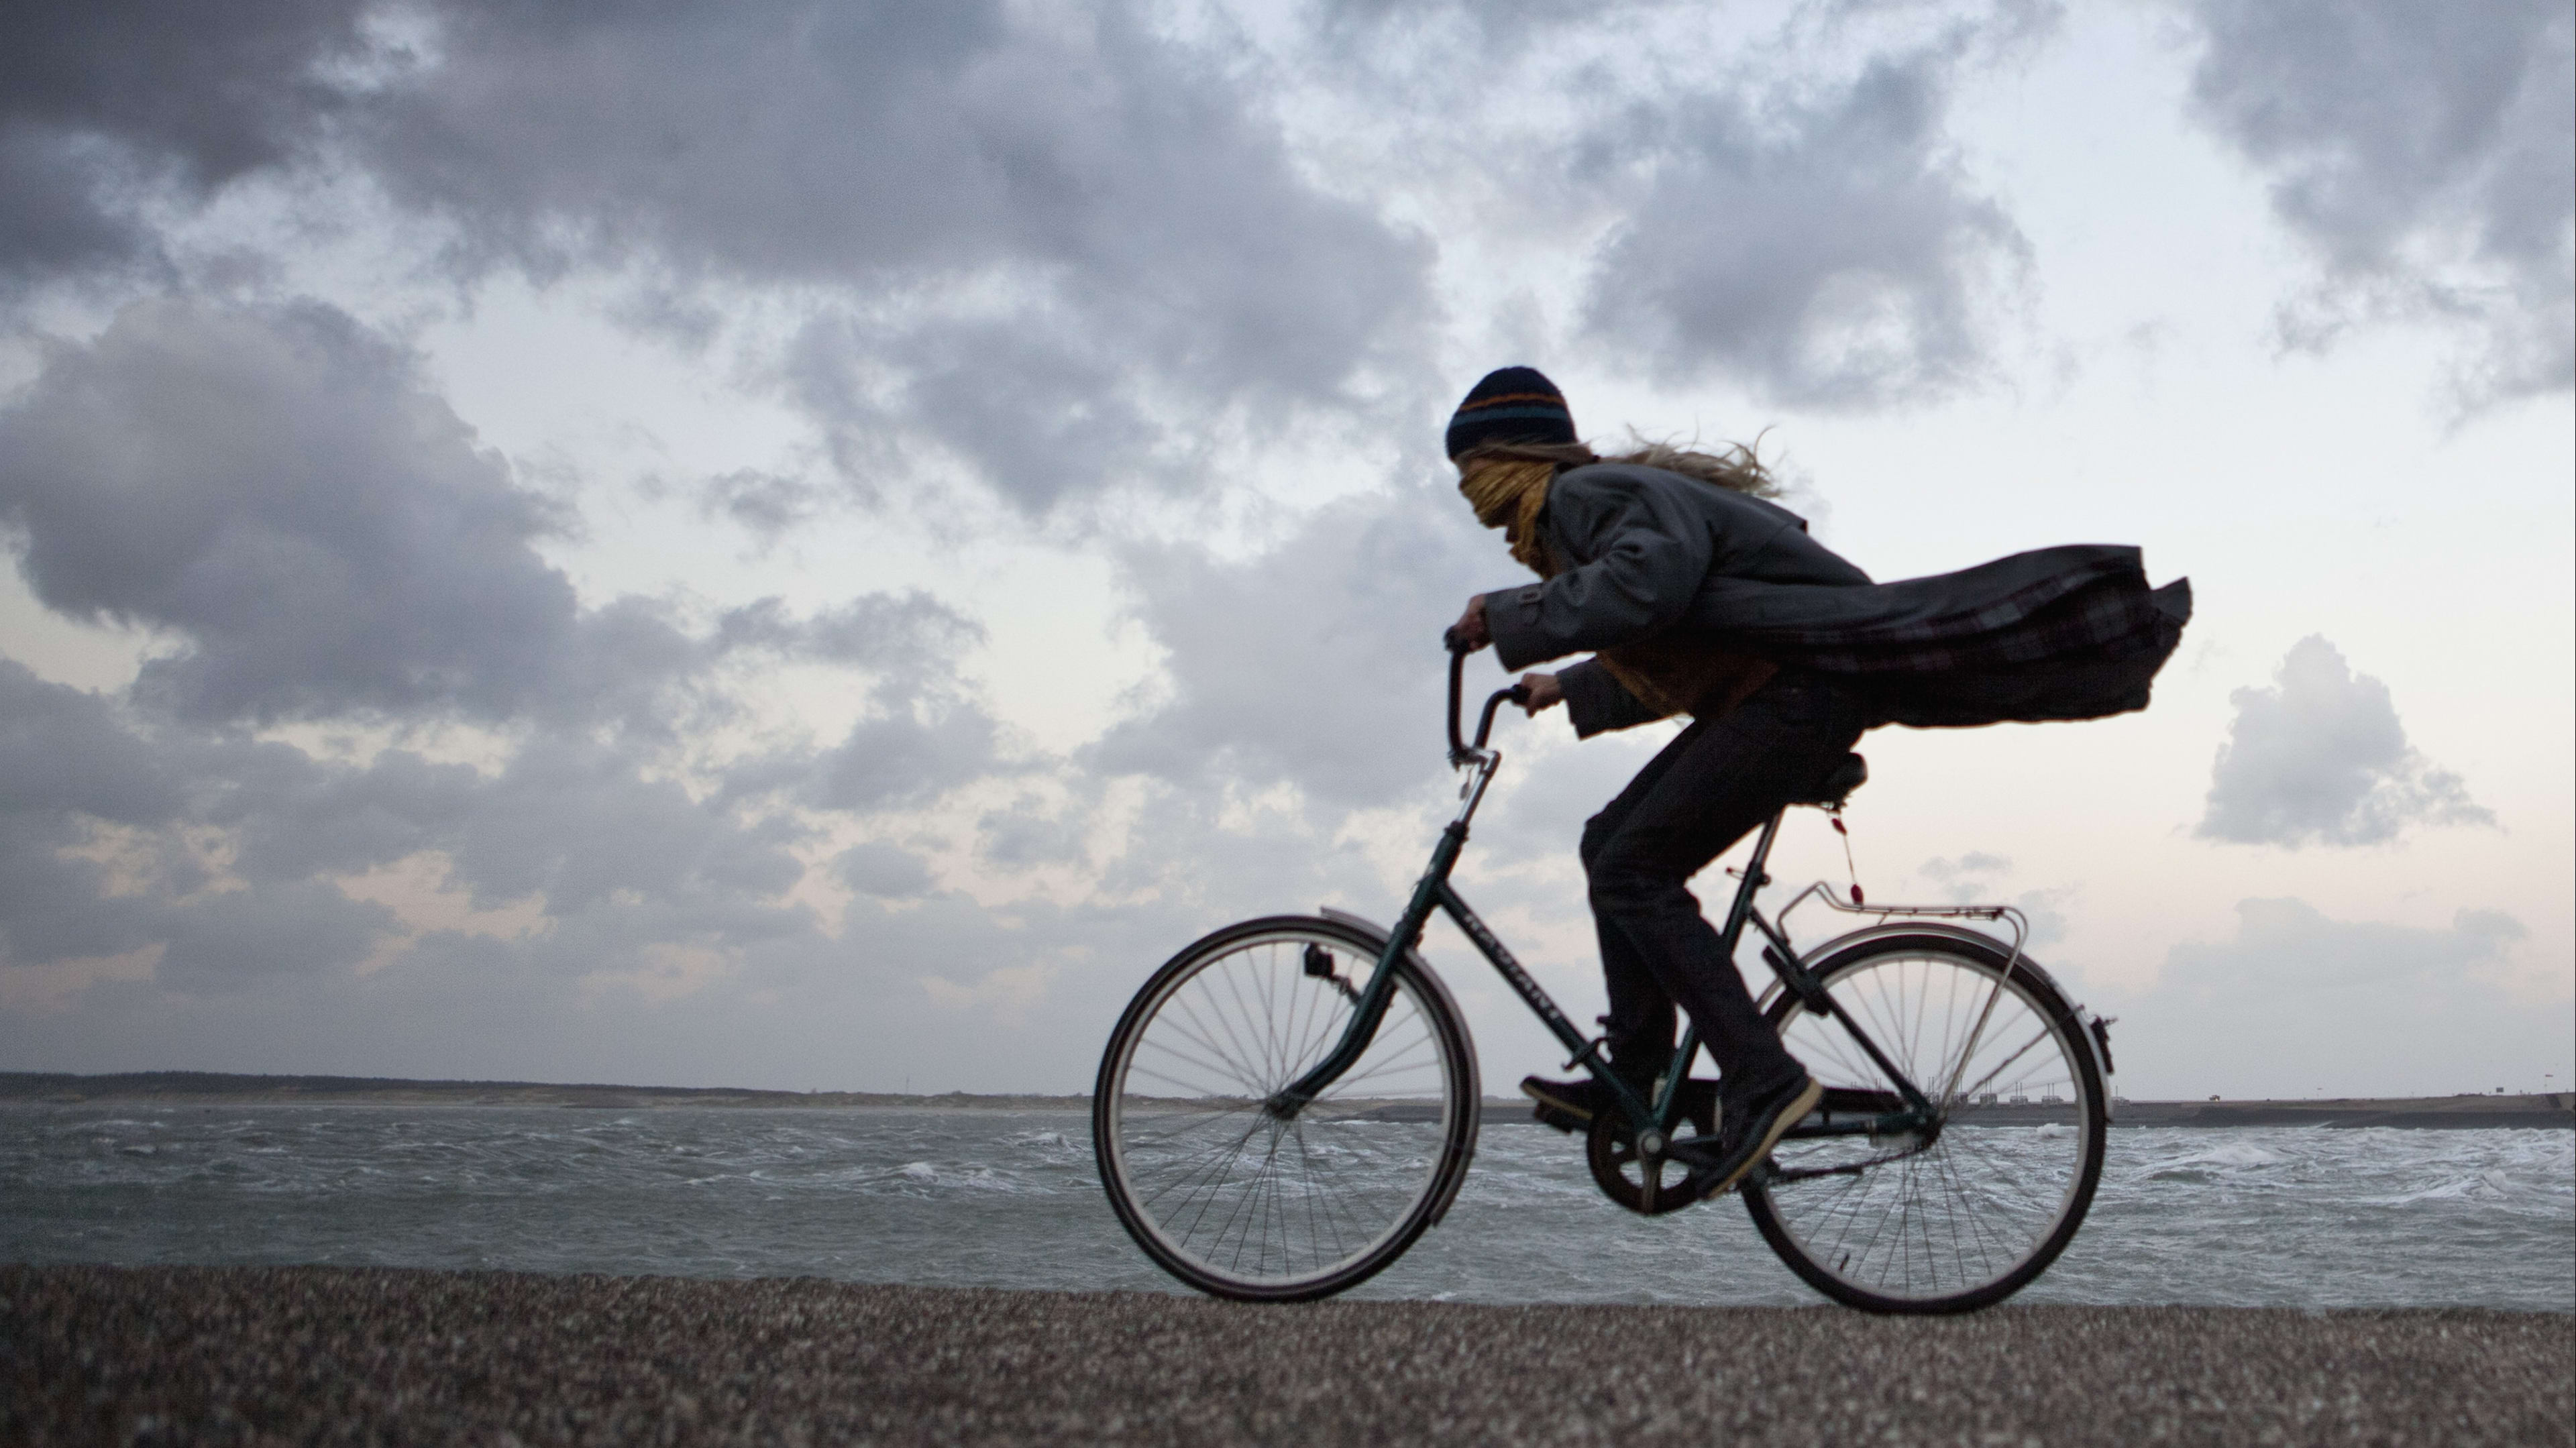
left=1444, top=366, right=1576, bottom=459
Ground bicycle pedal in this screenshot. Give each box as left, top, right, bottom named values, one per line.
left=1530, top=1101, right=1586, bottom=1134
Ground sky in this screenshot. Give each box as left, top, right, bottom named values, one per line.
left=0, top=0, right=2568, bottom=1102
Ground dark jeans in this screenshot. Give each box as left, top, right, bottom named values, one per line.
left=1580, top=671, right=1875, bottom=1106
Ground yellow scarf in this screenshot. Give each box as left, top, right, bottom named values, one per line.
left=1458, top=459, right=1556, bottom=574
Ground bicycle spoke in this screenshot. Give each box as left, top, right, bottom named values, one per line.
left=1750, top=940, right=2102, bottom=1310
left=1100, top=924, right=1467, bottom=1298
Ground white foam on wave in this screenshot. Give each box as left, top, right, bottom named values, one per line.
left=2180, top=1141, right=2288, bottom=1169
left=2361, top=1170, right=2522, bottom=1207
left=902, top=1161, right=937, bottom=1181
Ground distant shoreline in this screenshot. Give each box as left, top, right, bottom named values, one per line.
left=5, top=1070, right=2569, bottom=1127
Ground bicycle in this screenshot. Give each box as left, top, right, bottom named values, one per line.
left=1093, top=644, right=2114, bottom=1313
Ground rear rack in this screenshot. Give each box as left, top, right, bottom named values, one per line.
left=1774, top=881, right=2117, bottom=1116
left=1776, top=880, right=2031, bottom=980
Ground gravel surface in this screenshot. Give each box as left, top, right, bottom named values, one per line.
left=5, top=1265, right=2569, bottom=1446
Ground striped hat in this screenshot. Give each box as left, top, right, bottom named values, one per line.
left=1444, top=366, right=1576, bottom=459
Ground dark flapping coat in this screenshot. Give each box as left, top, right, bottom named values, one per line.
left=1480, top=463, right=2192, bottom=738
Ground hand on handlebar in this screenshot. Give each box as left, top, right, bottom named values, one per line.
left=1445, top=596, right=1491, bottom=653
left=1516, top=671, right=1563, bottom=715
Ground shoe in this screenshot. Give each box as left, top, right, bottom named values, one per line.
left=1690, top=1072, right=1823, bottom=1200
left=1520, top=1074, right=1612, bottom=1133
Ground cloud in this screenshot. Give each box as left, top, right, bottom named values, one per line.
left=0, top=297, right=1000, bottom=740
left=1912, top=852, right=2072, bottom=948
left=2106, top=897, right=2563, bottom=1098
left=714, top=590, right=985, bottom=684
left=2181, top=0, right=2575, bottom=404
left=0, top=661, right=180, bottom=967
left=698, top=469, right=818, bottom=539
left=2196, top=635, right=2492, bottom=848
left=1580, top=38, right=2033, bottom=406
left=344, top=0, right=1430, bottom=516
left=835, top=842, right=935, bottom=901
left=0, top=297, right=588, bottom=724
left=7, top=1, right=1434, bottom=519
left=155, top=879, right=396, bottom=992
left=1920, top=851, right=2013, bottom=889
left=0, top=0, right=367, bottom=288
left=1089, top=485, right=1498, bottom=807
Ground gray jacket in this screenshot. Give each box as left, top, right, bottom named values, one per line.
left=1483, top=463, right=2191, bottom=737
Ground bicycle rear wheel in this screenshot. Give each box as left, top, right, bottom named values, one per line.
left=1093, top=915, right=1478, bottom=1301
left=1743, top=930, right=2105, bottom=1313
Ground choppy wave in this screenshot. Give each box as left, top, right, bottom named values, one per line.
left=2, top=1107, right=2566, bottom=1309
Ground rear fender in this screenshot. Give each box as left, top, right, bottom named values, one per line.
left=1762, top=919, right=2117, bottom=1118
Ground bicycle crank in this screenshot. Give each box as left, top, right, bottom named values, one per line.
left=1585, top=1080, right=1718, bottom=1217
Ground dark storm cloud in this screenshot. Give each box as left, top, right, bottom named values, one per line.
left=2183, top=0, right=2575, bottom=400
left=0, top=0, right=366, bottom=287
left=0, top=296, right=983, bottom=736
left=345, top=0, right=1429, bottom=515
left=0, top=661, right=178, bottom=966
left=0, top=658, right=181, bottom=826
left=212, top=746, right=480, bottom=885
left=2197, top=636, right=2493, bottom=849
left=154, top=879, right=396, bottom=991
left=6, top=1, right=1430, bottom=517
left=1581, top=46, right=2029, bottom=407
left=0, top=297, right=586, bottom=724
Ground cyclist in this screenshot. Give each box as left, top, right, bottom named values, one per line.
left=1441, top=366, right=2188, bottom=1200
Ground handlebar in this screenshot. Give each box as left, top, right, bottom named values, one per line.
left=1445, top=635, right=1528, bottom=766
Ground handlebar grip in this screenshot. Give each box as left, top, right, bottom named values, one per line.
left=1508, top=681, right=1532, bottom=706
left=1445, top=645, right=1468, bottom=763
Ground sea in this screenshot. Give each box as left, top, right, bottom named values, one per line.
left=4, top=1105, right=2569, bottom=1311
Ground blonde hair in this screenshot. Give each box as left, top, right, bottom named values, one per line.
left=1455, top=431, right=1780, bottom=576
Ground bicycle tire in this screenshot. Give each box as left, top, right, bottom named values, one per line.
left=1742, top=928, right=2106, bottom=1313
left=1093, top=915, right=1479, bottom=1301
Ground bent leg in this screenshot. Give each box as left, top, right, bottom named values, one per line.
left=1580, top=723, right=1716, bottom=1090
left=1583, top=676, right=1868, bottom=1103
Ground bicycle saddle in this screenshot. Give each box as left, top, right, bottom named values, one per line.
left=1789, top=752, right=1867, bottom=807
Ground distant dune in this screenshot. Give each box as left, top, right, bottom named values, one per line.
left=5, top=1071, right=2569, bottom=1127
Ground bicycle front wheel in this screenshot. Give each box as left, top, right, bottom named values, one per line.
left=1743, top=930, right=2106, bottom=1313
left=1093, top=915, right=1479, bottom=1301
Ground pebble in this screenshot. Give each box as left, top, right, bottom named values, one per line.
left=3, top=1265, right=2569, bottom=1445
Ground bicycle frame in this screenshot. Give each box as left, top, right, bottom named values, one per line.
left=1268, top=649, right=1939, bottom=1158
